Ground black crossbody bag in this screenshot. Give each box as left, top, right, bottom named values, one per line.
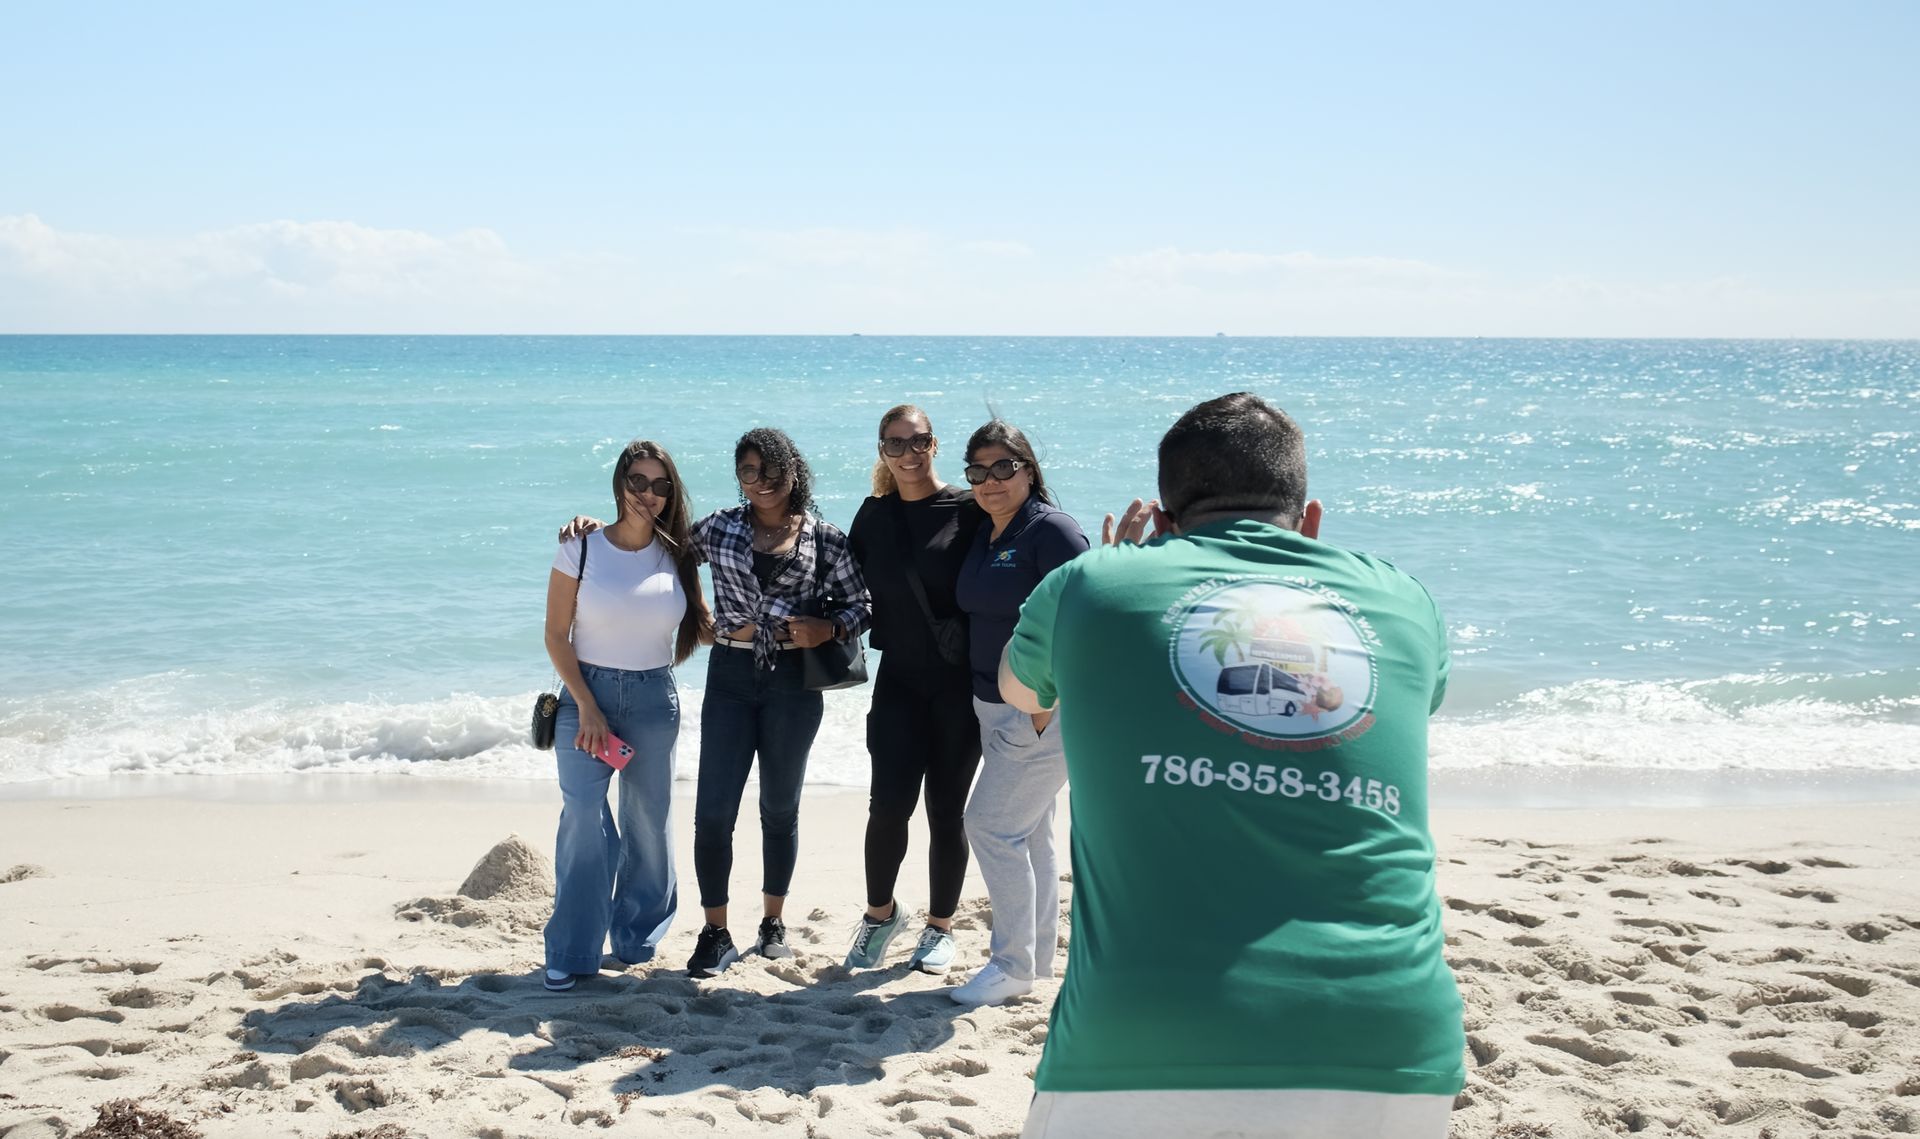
left=531, top=538, right=590, bottom=748
left=797, top=525, right=869, bottom=691
left=889, top=494, right=970, bottom=667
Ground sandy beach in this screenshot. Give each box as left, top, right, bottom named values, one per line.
left=0, top=783, right=1914, bottom=1138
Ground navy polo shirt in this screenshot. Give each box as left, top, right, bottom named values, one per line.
left=953, top=496, right=1090, bottom=702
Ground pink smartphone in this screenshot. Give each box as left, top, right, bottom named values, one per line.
left=593, top=733, right=636, bottom=771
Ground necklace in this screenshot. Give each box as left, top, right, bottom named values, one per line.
left=750, top=512, right=798, bottom=553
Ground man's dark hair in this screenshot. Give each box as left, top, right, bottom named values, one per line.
left=1158, top=393, right=1308, bottom=525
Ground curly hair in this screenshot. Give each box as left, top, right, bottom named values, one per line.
left=734, top=426, right=814, bottom=518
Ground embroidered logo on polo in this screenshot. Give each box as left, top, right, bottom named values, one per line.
left=991, top=549, right=1018, bottom=566
left=1163, top=576, right=1379, bottom=750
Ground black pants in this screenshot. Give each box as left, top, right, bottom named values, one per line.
left=694, top=645, right=824, bottom=909
left=863, top=660, right=982, bottom=918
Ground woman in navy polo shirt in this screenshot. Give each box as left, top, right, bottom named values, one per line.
left=950, top=419, right=1089, bottom=1006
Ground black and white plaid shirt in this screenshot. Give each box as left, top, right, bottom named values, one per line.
left=691, top=506, right=872, bottom=671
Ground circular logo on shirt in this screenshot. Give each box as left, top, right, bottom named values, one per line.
left=1166, top=577, right=1379, bottom=749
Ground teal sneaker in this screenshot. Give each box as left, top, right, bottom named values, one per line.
left=843, top=903, right=907, bottom=969
left=907, top=925, right=957, bottom=975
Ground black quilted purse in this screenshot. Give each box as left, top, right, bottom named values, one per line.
left=531, top=538, right=590, bottom=748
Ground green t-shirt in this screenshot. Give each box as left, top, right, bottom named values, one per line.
left=1007, top=518, right=1463, bottom=1097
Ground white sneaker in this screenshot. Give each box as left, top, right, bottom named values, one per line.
left=907, top=926, right=957, bottom=975
left=950, top=962, right=1032, bottom=1006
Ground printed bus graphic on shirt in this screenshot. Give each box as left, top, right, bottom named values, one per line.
left=1215, top=659, right=1316, bottom=717
left=1167, top=579, right=1377, bottom=748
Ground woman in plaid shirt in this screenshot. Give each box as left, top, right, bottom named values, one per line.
left=683, top=427, right=873, bottom=977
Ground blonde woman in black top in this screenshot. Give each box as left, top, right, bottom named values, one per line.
left=841, top=405, right=985, bottom=974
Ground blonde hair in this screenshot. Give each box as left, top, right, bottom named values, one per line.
left=871, top=404, right=933, bottom=496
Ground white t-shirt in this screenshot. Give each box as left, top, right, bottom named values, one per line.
left=552, top=531, right=688, bottom=672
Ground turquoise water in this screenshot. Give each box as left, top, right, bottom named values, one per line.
left=2, top=336, right=1915, bottom=786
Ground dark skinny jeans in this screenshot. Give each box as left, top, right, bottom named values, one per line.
left=864, top=660, right=982, bottom=918
left=693, top=644, right=824, bottom=909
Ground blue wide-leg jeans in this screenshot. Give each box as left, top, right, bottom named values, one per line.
left=544, top=662, right=680, bottom=975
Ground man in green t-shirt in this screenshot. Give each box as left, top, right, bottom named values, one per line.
left=998, top=393, right=1463, bottom=1139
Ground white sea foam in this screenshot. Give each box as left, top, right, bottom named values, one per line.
left=1433, top=677, right=1920, bottom=773
left=3, top=674, right=1916, bottom=787
left=0, top=684, right=878, bottom=787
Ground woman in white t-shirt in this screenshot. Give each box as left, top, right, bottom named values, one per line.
left=541, top=439, right=713, bottom=991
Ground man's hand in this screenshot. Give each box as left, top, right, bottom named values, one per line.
left=558, top=515, right=605, bottom=542
left=1101, top=498, right=1172, bottom=545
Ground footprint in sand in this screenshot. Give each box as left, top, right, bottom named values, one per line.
left=1790, top=970, right=1873, bottom=997
left=1729, top=1048, right=1836, bottom=1079
left=1778, top=886, right=1839, bottom=903
left=26, top=957, right=161, bottom=975
left=1661, top=860, right=1730, bottom=879
left=39, top=1004, right=126, bottom=1025
left=1725, top=858, right=1793, bottom=874
left=68, top=1039, right=151, bottom=1057
left=929, top=1056, right=989, bottom=1078
left=1524, top=1033, right=1637, bottom=1067
left=1688, top=889, right=1741, bottom=908
left=1446, top=897, right=1548, bottom=928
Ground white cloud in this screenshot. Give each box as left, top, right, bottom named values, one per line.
left=1089, top=244, right=1920, bottom=338
left=2, top=216, right=1915, bottom=336
left=0, top=214, right=555, bottom=331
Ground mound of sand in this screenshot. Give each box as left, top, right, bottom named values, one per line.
left=455, top=835, right=551, bottom=903
left=394, top=835, right=553, bottom=935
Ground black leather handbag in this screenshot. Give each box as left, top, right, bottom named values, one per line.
left=531, top=538, right=590, bottom=748
left=798, top=526, right=869, bottom=692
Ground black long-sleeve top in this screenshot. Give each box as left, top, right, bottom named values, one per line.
left=848, top=486, right=985, bottom=676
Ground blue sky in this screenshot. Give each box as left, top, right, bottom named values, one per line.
left=3, top=2, right=1915, bottom=335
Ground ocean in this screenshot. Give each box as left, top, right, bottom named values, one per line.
left=2, top=336, right=1915, bottom=802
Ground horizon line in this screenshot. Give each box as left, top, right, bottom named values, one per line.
left=3, top=332, right=1917, bottom=343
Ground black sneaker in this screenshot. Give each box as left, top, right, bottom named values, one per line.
left=686, top=924, right=739, bottom=978
left=752, top=915, right=795, bottom=959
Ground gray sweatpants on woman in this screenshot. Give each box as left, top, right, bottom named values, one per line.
left=966, top=696, right=1068, bottom=983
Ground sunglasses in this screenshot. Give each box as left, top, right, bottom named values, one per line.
left=962, top=458, right=1028, bottom=485
left=736, top=463, right=788, bottom=486
left=878, top=432, right=935, bottom=458
left=624, top=474, right=674, bottom=497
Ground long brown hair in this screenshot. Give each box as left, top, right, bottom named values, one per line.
left=871, top=404, right=932, bottom=497
left=612, top=439, right=714, bottom=664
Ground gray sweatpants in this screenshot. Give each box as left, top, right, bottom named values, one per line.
left=966, top=697, right=1068, bottom=983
